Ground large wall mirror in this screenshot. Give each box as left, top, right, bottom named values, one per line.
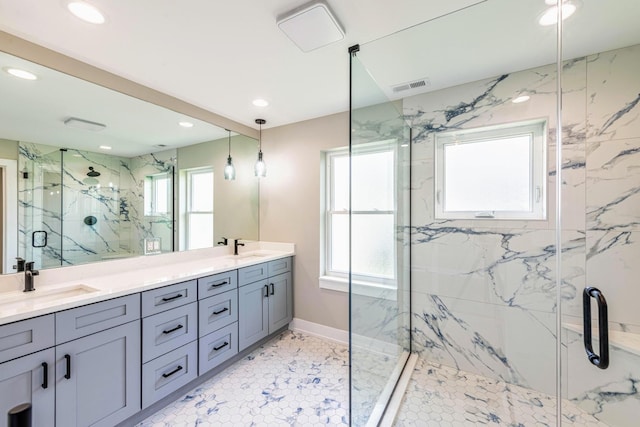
left=0, top=49, right=259, bottom=274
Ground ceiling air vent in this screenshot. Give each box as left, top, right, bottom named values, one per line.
left=391, top=77, right=431, bottom=94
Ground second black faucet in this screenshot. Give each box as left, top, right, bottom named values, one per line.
left=234, top=239, right=245, bottom=256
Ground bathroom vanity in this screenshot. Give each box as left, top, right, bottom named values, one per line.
left=0, top=242, right=294, bottom=427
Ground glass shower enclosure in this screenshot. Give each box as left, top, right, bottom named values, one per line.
left=349, top=0, right=640, bottom=425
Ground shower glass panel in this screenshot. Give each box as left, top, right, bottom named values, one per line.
left=354, top=0, right=564, bottom=424
left=349, top=53, right=411, bottom=425
left=560, top=1, right=640, bottom=425
left=18, top=146, right=63, bottom=269
left=18, top=142, right=176, bottom=270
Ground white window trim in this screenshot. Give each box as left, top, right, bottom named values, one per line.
left=435, top=119, right=547, bottom=220
left=144, top=172, right=172, bottom=216
left=321, top=141, right=399, bottom=293
left=184, top=167, right=214, bottom=250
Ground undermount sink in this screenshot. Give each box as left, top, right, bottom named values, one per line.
left=233, top=251, right=274, bottom=260
left=0, top=284, right=99, bottom=312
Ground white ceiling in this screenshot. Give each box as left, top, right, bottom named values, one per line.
left=0, top=0, right=638, bottom=138
left=0, top=0, right=484, bottom=130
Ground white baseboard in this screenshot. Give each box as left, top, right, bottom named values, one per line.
left=289, top=318, right=349, bottom=345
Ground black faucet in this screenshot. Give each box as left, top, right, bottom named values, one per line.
left=234, top=239, right=245, bottom=256
left=217, top=237, right=228, bottom=246
left=24, top=261, right=39, bottom=292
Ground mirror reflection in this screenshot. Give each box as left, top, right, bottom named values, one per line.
left=0, top=51, right=259, bottom=274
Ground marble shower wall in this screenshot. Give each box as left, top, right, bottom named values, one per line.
left=406, top=43, right=640, bottom=420
left=18, top=143, right=176, bottom=268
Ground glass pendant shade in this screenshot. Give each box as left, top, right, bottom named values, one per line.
left=224, top=155, right=236, bottom=180
left=224, top=129, right=236, bottom=180
left=254, top=150, right=266, bottom=177
left=254, top=119, right=267, bottom=178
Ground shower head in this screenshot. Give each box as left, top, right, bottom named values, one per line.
left=87, top=166, right=101, bottom=177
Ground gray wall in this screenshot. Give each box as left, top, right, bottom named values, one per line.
left=260, top=112, right=349, bottom=331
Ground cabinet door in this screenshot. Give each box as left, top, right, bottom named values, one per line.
left=0, top=348, right=54, bottom=427
left=56, top=320, right=141, bottom=427
left=238, top=280, right=268, bottom=351
left=268, top=272, right=293, bottom=333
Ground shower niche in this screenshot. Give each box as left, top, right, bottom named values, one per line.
left=18, top=142, right=175, bottom=269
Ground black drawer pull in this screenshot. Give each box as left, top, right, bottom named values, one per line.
left=162, top=324, right=184, bottom=334
left=264, top=284, right=269, bottom=298
left=161, top=293, right=183, bottom=302
left=583, top=287, right=609, bottom=369
left=210, top=281, right=228, bottom=288
left=42, top=362, right=48, bottom=389
left=270, top=283, right=275, bottom=295
left=64, top=354, right=71, bottom=379
left=162, top=365, right=183, bottom=378
left=213, top=341, right=229, bottom=351
left=213, top=307, right=229, bottom=315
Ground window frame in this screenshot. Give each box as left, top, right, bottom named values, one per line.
left=144, top=172, right=172, bottom=216
left=434, top=119, right=547, bottom=220
left=323, top=141, right=398, bottom=287
left=184, top=167, right=214, bottom=250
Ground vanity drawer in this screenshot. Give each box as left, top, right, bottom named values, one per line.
left=142, top=302, right=197, bottom=363
left=198, top=289, right=238, bottom=337
left=141, top=279, right=197, bottom=317
left=0, top=314, right=55, bottom=364
left=56, top=294, right=140, bottom=344
left=198, top=322, right=238, bottom=375
left=268, top=257, right=291, bottom=277
left=238, top=262, right=268, bottom=286
left=198, top=270, right=237, bottom=299
left=142, top=340, right=198, bottom=409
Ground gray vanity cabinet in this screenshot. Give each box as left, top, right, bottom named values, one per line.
left=55, top=320, right=141, bottom=427
left=0, top=348, right=54, bottom=427
left=141, top=280, right=198, bottom=409
left=238, top=258, right=293, bottom=351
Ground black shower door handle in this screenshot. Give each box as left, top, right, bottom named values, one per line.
left=583, top=287, right=609, bottom=369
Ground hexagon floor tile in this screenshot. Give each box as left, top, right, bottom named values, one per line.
left=137, top=331, right=606, bottom=426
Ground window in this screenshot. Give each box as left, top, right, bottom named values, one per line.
left=144, top=172, right=171, bottom=215
left=184, top=168, right=214, bottom=250
left=322, top=143, right=397, bottom=288
left=435, top=120, right=546, bottom=220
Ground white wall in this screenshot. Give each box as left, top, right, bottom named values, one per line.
left=260, top=112, right=349, bottom=331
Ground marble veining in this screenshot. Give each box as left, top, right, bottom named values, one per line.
left=18, top=142, right=176, bottom=267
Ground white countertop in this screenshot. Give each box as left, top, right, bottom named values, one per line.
left=0, top=241, right=295, bottom=326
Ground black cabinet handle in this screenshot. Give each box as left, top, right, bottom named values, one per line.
left=213, top=307, right=229, bottom=315
left=161, top=365, right=183, bottom=378
left=264, top=284, right=269, bottom=298
left=42, top=362, right=48, bottom=389
left=161, top=293, right=183, bottom=302
left=162, top=324, right=184, bottom=334
left=213, top=341, right=229, bottom=351
left=64, top=354, right=71, bottom=379
left=210, top=281, right=228, bottom=288
left=270, top=283, right=275, bottom=296
left=583, top=287, right=609, bottom=369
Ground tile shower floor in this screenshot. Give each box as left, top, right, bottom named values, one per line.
left=138, top=330, right=604, bottom=426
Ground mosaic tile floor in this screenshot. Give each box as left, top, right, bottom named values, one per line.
left=138, top=330, right=607, bottom=426
left=394, top=358, right=607, bottom=427
left=137, top=331, right=349, bottom=427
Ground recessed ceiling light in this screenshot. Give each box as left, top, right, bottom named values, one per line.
left=99, top=145, right=112, bottom=150
left=4, top=67, right=38, bottom=80
left=512, top=95, right=531, bottom=103
left=252, top=99, right=269, bottom=107
left=67, top=1, right=106, bottom=24
left=539, top=2, right=577, bottom=26
left=178, top=121, right=194, bottom=128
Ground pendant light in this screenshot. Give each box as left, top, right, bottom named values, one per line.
left=224, top=129, right=236, bottom=180
left=254, top=119, right=267, bottom=178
